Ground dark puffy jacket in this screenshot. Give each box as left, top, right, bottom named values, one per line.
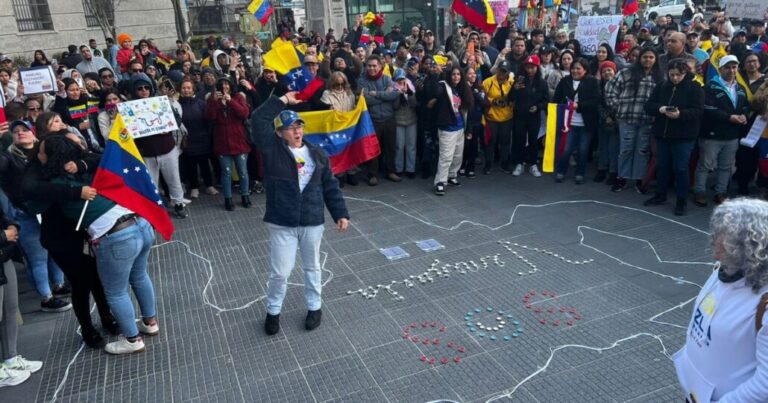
left=0, top=207, right=19, bottom=264
left=179, top=96, right=212, bottom=156
left=552, top=75, right=601, bottom=130
left=205, top=92, right=251, bottom=156
left=701, top=76, right=751, bottom=140
left=510, top=74, right=549, bottom=116
left=250, top=96, right=350, bottom=227
left=645, top=73, right=705, bottom=140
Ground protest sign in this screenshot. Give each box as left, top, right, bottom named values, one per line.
left=19, top=66, right=57, bottom=95
left=574, top=15, right=623, bottom=56
left=725, top=0, right=766, bottom=21
left=488, top=0, right=513, bottom=25
left=117, top=96, right=178, bottom=139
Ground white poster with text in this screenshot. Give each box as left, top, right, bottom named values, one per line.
left=575, top=15, right=623, bottom=56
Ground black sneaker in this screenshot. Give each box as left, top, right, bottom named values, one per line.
left=467, top=171, right=476, bottom=178
left=265, top=313, right=280, bottom=336
left=482, top=167, right=491, bottom=175
left=434, top=182, right=446, bottom=196
left=252, top=181, right=265, bottom=194
left=305, top=309, right=322, bottom=331
left=82, top=328, right=106, bottom=349
left=347, top=174, right=360, bottom=186
left=447, top=177, right=461, bottom=187
left=173, top=204, right=188, bottom=218
left=52, top=284, right=72, bottom=296
left=634, top=180, right=647, bottom=194
left=674, top=198, right=687, bottom=216
left=643, top=195, right=667, bottom=206
left=611, top=178, right=627, bottom=193
left=593, top=170, right=607, bottom=183
left=41, top=297, right=72, bottom=313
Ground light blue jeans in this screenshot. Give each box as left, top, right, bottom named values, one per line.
left=94, top=217, right=156, bottom=338
left=395, top=123, right=417, bottom=173
left=693, top=138, right=739, bottom=194
left=12, top=207, right=64, bottom=299
left=266, top=224, right=324, bottom=315
left=219, top=154, right=250, bottom=198
left=618, top=122, right=651, bottom=180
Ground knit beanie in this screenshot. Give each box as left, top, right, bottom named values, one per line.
left=117, top=33, right=133, bottom=44
left=599, top=60, right=618, bottom=74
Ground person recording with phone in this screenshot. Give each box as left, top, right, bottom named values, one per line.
left=643, top=58, right=704, bottom=216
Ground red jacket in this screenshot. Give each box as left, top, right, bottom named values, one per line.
left=116, top=48, right=134, bottom=73
left=205, top=92, right=251, bottom=156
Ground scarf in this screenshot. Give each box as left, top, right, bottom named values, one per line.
left=367, top=69, right=384, bottom=81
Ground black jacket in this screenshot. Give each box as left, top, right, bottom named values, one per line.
left=701, top=77, right=751, bottom=140
left=552, top=75, right=601, bottom=130
left=510, top=74, right=549, bottom=116
left=0, top=207, right=19, bottom=264
left=645, top=73, right=705, bottom=141
left=250, top=96, right=349, bottom=227
left=434, top=81, right=473, bottom=129
left=179, top=96, right=212, bottom=156
left=416, top=73, right=442, bottom=131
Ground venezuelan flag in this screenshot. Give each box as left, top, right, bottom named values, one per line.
left=91, top=114, right=174, bottom=240
left=263, top=40, right=321, bottom=95
left=452, top=0, right=497, bottom=34
left=622, top=0, right=638, bottom=15
left=247, top=0, right=273, bottom=25
left=300, top=96, right=381, bottom=175
left=542, top=102, right=574, bottom=173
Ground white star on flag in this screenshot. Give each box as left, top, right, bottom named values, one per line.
left=123, top=168, right=129, bottom=174
left=134, top=166, right=141, bottom=172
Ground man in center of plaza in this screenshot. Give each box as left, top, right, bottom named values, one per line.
left=250, top=91, right=350, bottom=336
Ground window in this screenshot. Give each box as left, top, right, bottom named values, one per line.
left=83, top=0, right=115, bottom=28
left=11, top=0, right=54, bottom=31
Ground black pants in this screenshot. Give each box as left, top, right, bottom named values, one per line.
left=49, top=249, right=111, bottom=332
left=734, top=144, right=759, bottom=195
left=461, top=125, right=482, bottom=172
left=512, top=114, right=541, bottom=165
left=367, top=120, right=397, bottom=176
left=182, top=154, right=215, bottom=190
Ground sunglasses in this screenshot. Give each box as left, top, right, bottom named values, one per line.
left=132, top=68, right=143, bottom=73
left=27, top=107, right=41, bottom=111
left=101, top=74, right=114, bottom=79
left=136, top=85, right=151, bottom=91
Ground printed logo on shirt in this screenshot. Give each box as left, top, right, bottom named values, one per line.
left=690, top=293, right=715, bottom=348
left=296, top=156, right=307, bottom=175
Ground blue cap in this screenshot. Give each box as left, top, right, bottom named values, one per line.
left=393, top=68, right=406, bottom=81
left=274, top=109, right=305, bottom=130
left=9, top=120, right=33, bottom=132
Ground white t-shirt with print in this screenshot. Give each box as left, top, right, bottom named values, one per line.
left=290, top=145, right=315, bottom=192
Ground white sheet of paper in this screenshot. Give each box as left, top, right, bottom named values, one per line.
left=740, top=116, right=767, bottom=148
left=19, top=66, right=57, bottom=94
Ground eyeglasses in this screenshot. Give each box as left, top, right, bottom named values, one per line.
left=281, top=124, right=304, bottom=133
left=136, top=85, right=151, bottom=91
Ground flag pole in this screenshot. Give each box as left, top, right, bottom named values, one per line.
left=75, top=200, right=89, bottom=231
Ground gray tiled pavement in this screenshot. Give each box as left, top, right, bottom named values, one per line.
left=3, top=171, right=718, bottom=402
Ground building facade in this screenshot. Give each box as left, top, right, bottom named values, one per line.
left=0, top=0, right=180, bottom=59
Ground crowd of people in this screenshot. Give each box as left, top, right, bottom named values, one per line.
left=0, top=4, right=767, bottom=393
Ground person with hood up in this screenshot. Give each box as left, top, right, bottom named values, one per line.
left=129, top=73, right=189, bottom=218
left=205, top=76, right=252, bottom=211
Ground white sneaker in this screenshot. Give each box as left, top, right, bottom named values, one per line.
left=105, top=336, right=146, bottom=355
left=190, top=189, right=200, bottom=199
left=138, top=319, right=160, bottom=336
left=205, top=186, right=219, bottom=195
left=0, top=367, right=30, bottom=388
left=529, top=165, right=542, bottom=177
left=3, top=356, right=42, bottom=373
left=181, top=197, right=192, bottom=204
left=512, top=164, right=524, bottom=176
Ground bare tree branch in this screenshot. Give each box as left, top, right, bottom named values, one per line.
left=82, top=0, right=117, bottom=40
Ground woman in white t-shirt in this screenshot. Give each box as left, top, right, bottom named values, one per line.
left=675, top=198, right=768, bottom=402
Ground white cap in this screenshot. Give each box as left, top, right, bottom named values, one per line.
left=718, top=54, right=739, bottom=68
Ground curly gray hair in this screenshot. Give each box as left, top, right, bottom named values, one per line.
left=710, top=198, right=768, bottom=292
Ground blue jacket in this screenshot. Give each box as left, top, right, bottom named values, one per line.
left=250, top=96, right=350, bottom=227
left=357, top=74, right=398, bottom=122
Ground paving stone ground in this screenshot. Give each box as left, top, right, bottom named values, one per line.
left=2, top=171, right=718, bottom=403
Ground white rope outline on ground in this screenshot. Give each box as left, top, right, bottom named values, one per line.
left=47, top=198, right=712, bottom=402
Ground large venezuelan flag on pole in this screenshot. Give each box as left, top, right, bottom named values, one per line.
left=452, top=0, right=497, bottom=34
left=91, top=114, right=174, bottom=240
left=247, top=0, right=273, bottom=25
left=300, top=96, right=381, bottom=175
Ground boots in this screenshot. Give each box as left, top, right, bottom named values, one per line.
left=674, top=198, right=687, bottom=216
left=224, top=198, right=235, bottom=211
left=593, top=170, right=607, bottom=183
left=241, top=195, right=252, bottom=208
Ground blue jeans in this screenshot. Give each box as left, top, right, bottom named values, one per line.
left=655, top=139, right=695, bottom=200
left=12, top=208, right=64, bottom=299
left=219, top=154, right=250, bottom=198
left=693, top=138, right=739, bottom=194
left=618, top=122, right=651, bottom=179
left=94, top=218, right=156, bottom=338
left=395, top=123, right=417, bottom=173
left=598, top=125, right=619, bottom=173
left=556, top=126, right=594, bottom=177
left=266, top=224, right=324, bottom=315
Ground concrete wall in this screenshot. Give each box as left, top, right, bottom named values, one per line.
left=0, top=0, right=179, bottom=60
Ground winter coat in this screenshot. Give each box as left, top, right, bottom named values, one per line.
left=645, top=73, right=705, bottom=140
left=510, top=74, right=549, bottom=116
left=205, top=92, right=251, bottom=156
left=552, top=75, right=601, bottom=130
left=179, top=96, right=213, bottom=156
left=358, top=74, right=398, bottom=122
left=701, top=76, right=751, bottom=140
left=250, top=96, right=350, bottom=227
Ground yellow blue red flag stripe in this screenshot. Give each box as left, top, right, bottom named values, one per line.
left=248, top=0, right=273, bottom=25
left=91, top=114, right=174, bottom=240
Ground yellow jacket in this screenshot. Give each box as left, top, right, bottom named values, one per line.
left=482, top=74, right=514, bottom=122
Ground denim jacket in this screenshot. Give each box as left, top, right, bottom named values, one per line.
left=250, top=96, right=350, bottom=227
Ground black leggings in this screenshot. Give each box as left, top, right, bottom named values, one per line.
left=49, top=249, right=111, bottom=332
left=182, top=154, right=215, bottom=190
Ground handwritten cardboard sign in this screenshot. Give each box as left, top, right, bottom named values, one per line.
left=117, top=96, right=178, bottom=139
left=574, top=15, right=623, bottom=56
